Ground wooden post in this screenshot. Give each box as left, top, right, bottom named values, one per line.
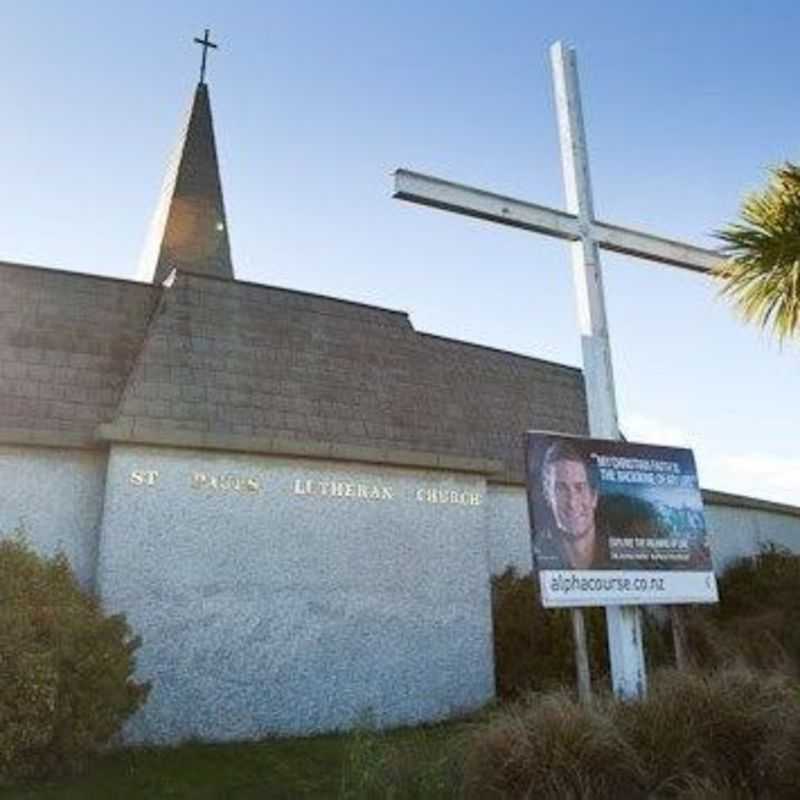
left=551, top=41, right=647, bottom=700
left=572, top=607, right=592, bottom=703
left=670, top=605, right=690, bottom=671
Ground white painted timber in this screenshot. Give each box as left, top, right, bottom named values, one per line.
left=393, top=169, right=580, bottom=240
left=393, top=170, right=720, bottom=274
left=551, top=39, right=647, bottom=701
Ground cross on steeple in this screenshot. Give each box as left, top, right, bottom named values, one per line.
left=194, top=28, right=218, bottom=84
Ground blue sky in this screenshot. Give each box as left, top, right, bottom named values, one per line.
left=2, top=1, right=798, bottom=504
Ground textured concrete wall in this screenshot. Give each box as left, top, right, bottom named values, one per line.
left=97, top=445, right=495, bottom=744
left=0, top=445, right=107, bottom=590
left=485, top=483, right=533, bottom=576
left=705, top=503, right=800, bottom=571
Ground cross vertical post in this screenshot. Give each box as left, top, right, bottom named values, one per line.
left=194, top=28, right=218, bottom=84
left=550, top=41, right=646, bottom=699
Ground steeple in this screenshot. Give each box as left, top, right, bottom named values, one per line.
left=138, top=32, right=233, bottom=284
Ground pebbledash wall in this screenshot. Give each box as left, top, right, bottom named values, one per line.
left=3, top=439, right=800, bottom=743
left=0, top=444, right=106, bottom=591
left=97, top=445, right=493, bottom=742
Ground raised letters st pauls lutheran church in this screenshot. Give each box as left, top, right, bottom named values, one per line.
left=1, top=47, right=799, bottom=743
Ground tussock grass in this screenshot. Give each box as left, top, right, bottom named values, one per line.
left=617, top=667, right=800, bottom=797
left=462, top=667, right=800, bottom=800
left=462, top=691, right=644, bottom=800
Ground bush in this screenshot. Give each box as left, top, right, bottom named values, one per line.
left=491, top=569, right=607, bottom=698
left=716, top=544, right=800, bottom=670
left=462, top=667, right=800, bottom=800
left=674, top=545, right=800, bottom=674
left=0, top=535, right=149, bottom=782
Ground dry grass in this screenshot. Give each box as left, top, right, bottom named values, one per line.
left=617, top=667, right=800, bottom=797
left=462, top=691, right=645, bottom=799
left=461, top=666, right=800, bottom=800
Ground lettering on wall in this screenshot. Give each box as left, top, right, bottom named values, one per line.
left=127, top=468, right=484, bottom=507
left=130, top=470, right=159, bottom=486
left=191, top=472, right=261, bottom=494
left=415, top=487, right=482, bottom=506
left=293, top=479, right=393, bottom=500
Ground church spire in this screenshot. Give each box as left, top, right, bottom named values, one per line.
left=137, top=31, right=233, bottom=284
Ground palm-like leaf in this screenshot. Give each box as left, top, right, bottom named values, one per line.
left=714, top=162, right=800, bottom=341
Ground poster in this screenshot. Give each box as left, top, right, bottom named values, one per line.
left=526, top=432, right=718, bottom=607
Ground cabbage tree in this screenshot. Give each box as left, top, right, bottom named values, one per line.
left=715, top=163, right=800, bottom=341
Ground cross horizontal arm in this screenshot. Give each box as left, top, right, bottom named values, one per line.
left=394, top=169, right=579, bottom=241
left=393, top=169, right=720, bottom=274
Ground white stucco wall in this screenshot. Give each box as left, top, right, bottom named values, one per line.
left=0, top=445, right=107, bottom=590
left=705, top=502, right=800, bottom=571
left=97, top=444, right=496, bottom=744
left=485, top=483, right=532, bottom=576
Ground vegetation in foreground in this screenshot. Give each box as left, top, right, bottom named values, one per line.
left=493, top=543, right=800, bottom=700
left=0, top=536, right=149, bottom=784
left=463, top=667, right=800, bottom=799
left=0, top=723, right=460, bottom=800
left=3, top=666, right=800, bottom=800
left=4, top=546, right=800, bottom=798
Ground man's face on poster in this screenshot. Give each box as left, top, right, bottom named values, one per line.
left=546, top=458, right=598, bottom=541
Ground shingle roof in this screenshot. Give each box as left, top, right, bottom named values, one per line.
left=98, top=270, right=588, bottom=480
left=0, top=261, right=161, bottom=446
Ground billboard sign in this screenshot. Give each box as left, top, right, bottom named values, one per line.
left=526, top=432, right=718, bottom=607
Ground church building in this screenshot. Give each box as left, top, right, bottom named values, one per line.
left=1, top=51, right=799, bottom=743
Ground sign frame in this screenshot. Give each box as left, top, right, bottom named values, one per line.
left=526, top=431, right=719, bottom=608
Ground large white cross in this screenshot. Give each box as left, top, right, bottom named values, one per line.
left=393, top=41, right=722, bottom=699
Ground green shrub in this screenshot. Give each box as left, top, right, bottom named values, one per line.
left=672, top=545, right=800, bottom=674
left=0, top=535, right=149, bottom=782
left=714, top=544, right=800, bottom=671
left=716, top=543, right=800, bottom=621
left=491, top=568, right=607, bottom=698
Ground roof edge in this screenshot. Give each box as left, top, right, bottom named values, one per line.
left=172, top=269, right=413, bottom=319
left=419, top=331, right=583, bottom=374
left=0, top=428, right=103, bottom=451
left=96, top=421, right=505, bottom=476
left=700, top=488, right=800, bottom=520
left=0, top=259, right=161, bottom=289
